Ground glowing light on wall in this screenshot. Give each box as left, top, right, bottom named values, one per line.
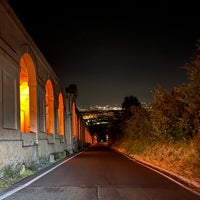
left=45, top=80, right=54, bottom=134
left=58, top=93, right=64, bottom=136
left=20, top=67, right=30, bottom=132
left=19, top=53, right=37, bottom=133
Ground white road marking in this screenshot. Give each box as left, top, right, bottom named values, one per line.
left=0, top=151, right=83, bottom=200
left=121, top=151, right=200, bottom=197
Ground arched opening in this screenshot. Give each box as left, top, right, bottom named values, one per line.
left=19, top=53, right=37, bottom=133
left=45, top=80, right=54, bottom=134
left=20, top=66, right=30, bottom=132
left=58, top=93, right=64, bottom=136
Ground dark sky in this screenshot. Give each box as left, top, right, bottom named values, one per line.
left=8, top=1, right=200, bottom=108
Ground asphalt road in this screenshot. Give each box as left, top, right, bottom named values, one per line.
left=1, top=144, right=199, bottom=200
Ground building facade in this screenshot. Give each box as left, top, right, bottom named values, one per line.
left=0, top=1, right=91, bottom=173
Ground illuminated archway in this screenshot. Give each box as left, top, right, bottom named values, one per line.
left=58, top=93, right=64, bottom=136
left=20, top=66, right=30, bottom=132
left=19, top=53, right=37, bottom=133
left=45, top=80, right=54, bottom=134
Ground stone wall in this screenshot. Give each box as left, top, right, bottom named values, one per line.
left=0, top=1, right=91, bottom=173
left=0, top=0, right=71, bottom=171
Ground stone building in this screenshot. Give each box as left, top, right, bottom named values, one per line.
left=0, top=1, right=92, bottom=173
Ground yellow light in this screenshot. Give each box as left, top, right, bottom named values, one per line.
left=20, top=81, right=30, bottom=132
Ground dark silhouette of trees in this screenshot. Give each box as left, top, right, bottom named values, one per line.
left=182, top=40, right=200, bottom=136
left=108, top=110, right=124, bottom=145
left=121, top=96, right=141, bottom=110
left=109, top=40, right=200, bottom=146
left=109, top=96, right=142, bottom=145
left=121, top=95, right=141, bottom=121
left=65, top=84, right=78, bottom=97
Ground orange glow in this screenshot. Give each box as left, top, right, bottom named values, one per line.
left=85, top=127, right=92, bottom=143
left=20, top=66, right=30, bottom=132
left=19, top=53, right=37, bottom=133
left=45, top=80, right=54, bottom=134
left=58, top=93, right=64, bottom=136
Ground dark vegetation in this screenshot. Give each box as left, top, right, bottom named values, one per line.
left=109, top=41, right=200, bottom=144
left=107, top=41, right=200, bottom=182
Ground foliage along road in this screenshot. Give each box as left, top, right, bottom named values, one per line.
left=1, top=144, right=200, bottom=200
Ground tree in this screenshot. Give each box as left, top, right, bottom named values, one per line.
left=183, top=40, right=200, bottom=136
left=121, top=96, right=141, bottom=110
left=108, top=110, right=124, bottom=144
left=109, top=95, right=141, bottom=145
left=65, top=84, right=78, bottom=97
left=121, top=95, right=141, bottom=121
left=151, top=87, right=193, bottom=140
left=124, top=106, right=152, bottom=140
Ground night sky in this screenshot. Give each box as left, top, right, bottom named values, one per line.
left=8, top=1, right=200, bottom=108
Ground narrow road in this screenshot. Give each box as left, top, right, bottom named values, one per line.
left=1, top=144, right=199, bottom=200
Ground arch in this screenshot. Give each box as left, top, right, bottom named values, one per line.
left=45, top=79, right=54, bottom=134
left=58, top=93, right=64, bottom=136
left=19, top=53, right=37, bottom=133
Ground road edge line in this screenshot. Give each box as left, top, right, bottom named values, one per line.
left=0, top=151, right=83, bottom=200
left=114, top=148, right=200, bottom=197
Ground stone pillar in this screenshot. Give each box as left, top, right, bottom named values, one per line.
left=65, top=85, right=78, bottom=153
left=65, top=93, right=73, bottom=152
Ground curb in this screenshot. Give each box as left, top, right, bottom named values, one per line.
left=113, top=148, right=200, bottom=196
left=0, top=150, right=85, bottom=200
